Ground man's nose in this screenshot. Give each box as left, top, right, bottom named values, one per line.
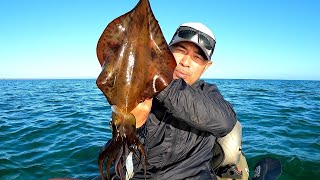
left=179, top=55, right=191, bottom=67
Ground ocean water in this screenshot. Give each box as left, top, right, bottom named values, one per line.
left=0, top=79, right=319, bottom=180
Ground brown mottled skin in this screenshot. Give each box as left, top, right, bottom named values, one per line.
left=96, top=0, right=176, bottom=179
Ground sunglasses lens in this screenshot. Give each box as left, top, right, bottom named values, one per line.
left=178, top=30, right=197, bottom=39
left=199, top=34, right=213, bottom=50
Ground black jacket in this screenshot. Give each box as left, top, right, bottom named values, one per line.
left=132, top=79, right=237, bottom=180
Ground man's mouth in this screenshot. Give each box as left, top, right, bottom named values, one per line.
left=175, top=70, right=188, bottom=78
left=174, top=67, right=191, bottom=79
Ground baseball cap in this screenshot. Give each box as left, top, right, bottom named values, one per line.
left=169, top=22, right=216, bottom=61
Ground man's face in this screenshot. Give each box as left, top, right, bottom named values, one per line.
left=171, top=41, right=212, bottom=85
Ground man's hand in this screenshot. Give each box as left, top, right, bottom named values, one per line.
left=131, top=98, right=153, bottom=128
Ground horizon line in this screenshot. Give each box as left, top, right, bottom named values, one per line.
left=0, top=77, right=319, bottom=81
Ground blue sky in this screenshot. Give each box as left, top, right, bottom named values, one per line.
left=1, top=0, right=319, bottom=80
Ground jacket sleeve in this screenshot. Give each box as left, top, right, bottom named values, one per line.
left=156, top=79, right=237, bottom=137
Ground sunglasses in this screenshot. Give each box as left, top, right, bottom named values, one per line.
left=173, top=26, right=216, bottom=59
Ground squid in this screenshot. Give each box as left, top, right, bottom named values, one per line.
left=96, top=0, right=176, bottom=179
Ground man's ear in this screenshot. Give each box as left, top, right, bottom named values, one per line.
left=205, top=61, right=213, bottom=71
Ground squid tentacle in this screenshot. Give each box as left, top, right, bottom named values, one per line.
left=114, top=145, right=124, bottom=179
left=99, top=140, right=122, bottom=180
left=98, top=140, right=115, bottom=179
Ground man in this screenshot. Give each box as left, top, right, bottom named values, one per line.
left=127, top=22, right=238, bottom=180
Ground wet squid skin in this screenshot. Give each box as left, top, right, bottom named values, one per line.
left=96, top=0, right=176, bottom=179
